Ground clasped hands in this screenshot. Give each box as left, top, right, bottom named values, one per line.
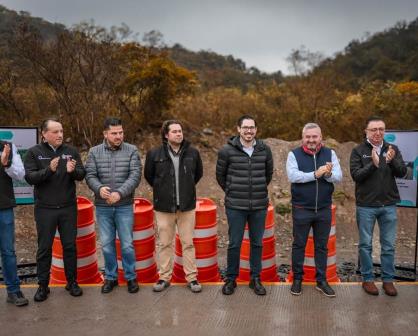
left=315, top=162, right=333, bottom=179
left=372, top=145, right=395, bottom=168
left=100, top=186, right=121, bottom=205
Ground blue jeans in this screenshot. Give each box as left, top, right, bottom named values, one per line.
left=225, top=208, right=266, bottom=281
left=357, top=205, right=397, bottom=282
left=96, top=205, right=136, bottom=281
left=0, top=208, right=21, bottom=293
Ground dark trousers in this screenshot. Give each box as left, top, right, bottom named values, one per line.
left=225, top=208, right=267, bottom=281
left=34, top=205, right=77, bottom=285
left=291, top=206, right=331, bottom=282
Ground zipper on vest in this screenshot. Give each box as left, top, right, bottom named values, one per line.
left=314, top=154, right=318, bottom=213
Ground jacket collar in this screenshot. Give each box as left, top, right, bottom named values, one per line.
left=103, top=140, right=122, bottom=151
left=228, top=136, right=264, bottom=152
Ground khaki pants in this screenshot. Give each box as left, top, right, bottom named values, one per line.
left=155, top=210, right=198, bottom=282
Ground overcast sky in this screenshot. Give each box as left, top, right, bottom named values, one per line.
left=2, top=0, right=418, bottom=74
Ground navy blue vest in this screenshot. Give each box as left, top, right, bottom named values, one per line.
left=291, top=146, right=334, bottom=210
left=0, top=169, right=15, bottom=209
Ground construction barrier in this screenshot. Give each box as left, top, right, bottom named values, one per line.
left=287, top=204, right=339, bottom=282
left=238, top=204, right=278, bottom=282
left=172, top=198, right=220, bottom=283
left=51, top=196, right=102, bottom=284
left=116, top=198, right=158, bottom=283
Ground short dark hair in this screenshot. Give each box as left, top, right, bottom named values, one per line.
left=161, top=119, right=183, bottom=142
left=365, top=116, right=384, bottom=128
left=40, top=117, right=60, bottom=133
left=104, top=117, right=122, bottom=130
left=237, top=115, right=257, bottom=127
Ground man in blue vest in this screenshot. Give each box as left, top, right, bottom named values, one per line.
left=0, top=141, right=29, bottom=306
left=286, top=123, right=342, bottom=297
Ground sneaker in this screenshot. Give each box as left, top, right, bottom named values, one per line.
left=222, top=279, right=237, bottom=295
left=65, top=282, right=83, bottom=297
left=101, top=279, right=118, bottom=294
left=34, top=285, right=50, bottom=302
left=7, top=291, right=29, bottom=307
left=362, top=281, right=379, bottom=296
left=315, top=281, right=336, bottom=298
left=187, top=280, right=202, bottom=293
left=290, top=279, right=302, bottom=296
left=249, top=277, right=266, bottom=296
left=127, top=279, right=139, bottom=293
left=382, top=282, right=398, bottom=296
left=153, top=280, right=170, bottom=292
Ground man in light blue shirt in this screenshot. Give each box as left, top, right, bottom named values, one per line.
left=0, top=141, right=29, bottom=306
left=286, top=123, right=342, bottom=297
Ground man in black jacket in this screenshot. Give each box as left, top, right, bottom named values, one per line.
left=216, top=115, right=273, bottom=296
left=0, top=141, right=29, bottom=306
left=24, top=118, right=86, bottom=301
left=144, top=120, right=203, bottom=293
left=350, top=116, right=407, bottom=297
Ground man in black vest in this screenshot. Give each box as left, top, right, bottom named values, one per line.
left=286, top=123, right=342, bottom=297
left=216, top=115, right=273, bottom=296
left=0, top=141, right=29, bottom=306
left=24, top=118, right=86, bottom=302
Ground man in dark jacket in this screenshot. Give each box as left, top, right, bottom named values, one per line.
left=216, top=115, right=273, bottom=296
left=0, top=141, right=29, bottom=306
left=286, top=123, right=342, bottom=298
left=24, top=118, right=85, bottom=301
left=350, top=116, right=407, bottom=296
left=145, top=120, right=203, bottom=293
left=85, top=117, right=141, bottom=294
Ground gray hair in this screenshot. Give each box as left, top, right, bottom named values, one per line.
left=302, top=122, right=321, bottom=135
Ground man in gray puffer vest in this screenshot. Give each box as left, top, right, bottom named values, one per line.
left=85, top=117, right=141, bottom=294
left=216, top=115, right=273, bottom=296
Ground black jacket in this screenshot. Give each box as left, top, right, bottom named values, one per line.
left=350, top=140, right=407, bottom=206
left=216, top=136, right=273, bottom=210
left=144, top=140, right=203, bottom=213
left=24, top=142, right=86, bottom=208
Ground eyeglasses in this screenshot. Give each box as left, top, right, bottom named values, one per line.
left=240, top=126, right=256, bottom=131
left=366, top=128, right=385, bottom=133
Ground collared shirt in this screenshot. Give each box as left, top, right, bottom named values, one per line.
left=366, top=139, right=383, bottom=155
left=240, top=139, right=255, bottom=157
left=46, top=142, right=59, bottom=153
left=286, top=149, right=342, bottom=184
left=167, top=145, right=181, bottom=206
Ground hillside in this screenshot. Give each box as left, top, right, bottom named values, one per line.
left=0, top=5, right=65, bottom=46
left=315, top=18, right=418, bottom=88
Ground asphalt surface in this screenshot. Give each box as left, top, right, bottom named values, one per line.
left=1, top=282, right=417, bottom=336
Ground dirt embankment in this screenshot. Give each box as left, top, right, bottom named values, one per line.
left=14, top=133, right=417, bottom=279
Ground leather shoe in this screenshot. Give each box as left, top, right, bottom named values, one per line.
left=362, top=281, right=379, bottom=296
left=315, top=281, right=336, bottom=298
left=34, top=285, right=50, bottom=302
left=127, top=279, right=139, bottom=293
left=101, top=279, right=118, bottom=294
left=65, top=282, right=83, bottom=297
left=290, top=279, right=302, bottom=296
left=382, top=282, right=398, bottom=296
left=222, top=279, right=237, bottom=295
left=249, top=277, right=266, bottom=296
